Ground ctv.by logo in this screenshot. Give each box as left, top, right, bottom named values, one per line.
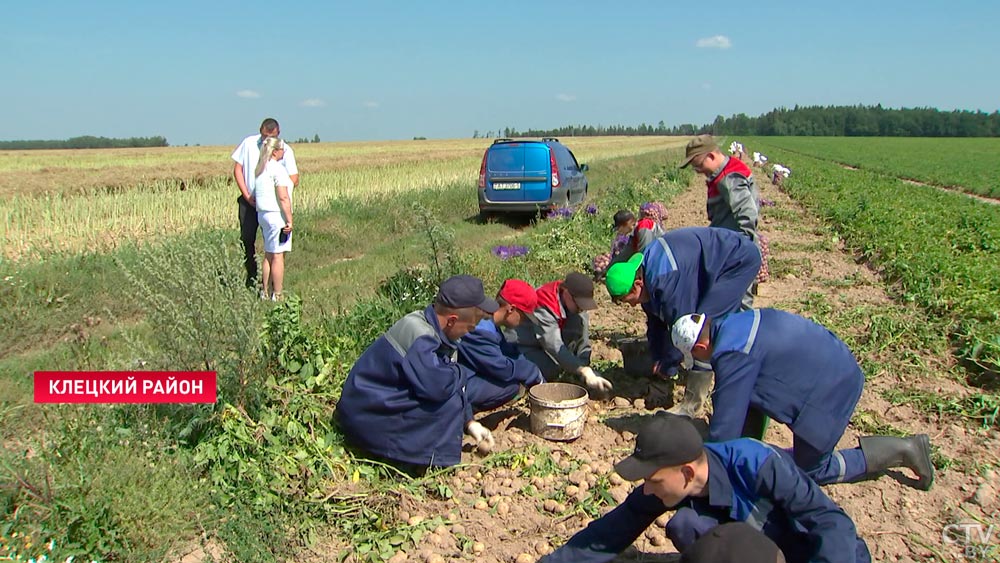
left=942, top=522, right=997, bottom=559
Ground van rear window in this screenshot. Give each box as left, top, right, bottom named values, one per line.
left=488, top=143, right=549, bottom=174
left=487, top=146, right=523, bottom=172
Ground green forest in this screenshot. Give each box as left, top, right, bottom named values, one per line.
left=498, top=105, right=1000, bottom=138
left=0, top=135, right=168, bottom=150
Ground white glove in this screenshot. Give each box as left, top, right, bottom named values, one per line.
left=578, top=366, right=613, bottom=392
left=465, top=421, right=495, bottom=450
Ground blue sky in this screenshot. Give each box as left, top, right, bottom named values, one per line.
left=4, top=1, right=998, bottom=146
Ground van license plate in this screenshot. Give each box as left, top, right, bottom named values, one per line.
left=492, top=182, right=521, bottom=190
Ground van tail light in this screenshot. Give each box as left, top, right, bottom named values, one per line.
left=478, top=151, right=488, bottom=189
left=549, top=151, right=560, bottom=188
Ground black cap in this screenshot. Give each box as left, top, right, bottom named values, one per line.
left=614, top=413, right=704, bottom=481
left=681, top=522, right=784, bottom=563
left=435, top=275, right=499, bottom=313
left=563, top=272, right=597, bottom=311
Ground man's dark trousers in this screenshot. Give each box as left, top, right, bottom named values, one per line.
left=238, top=195, right=259, bottom=288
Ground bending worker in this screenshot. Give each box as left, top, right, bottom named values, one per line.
left=671, top=309, right=934, bottom=489
left=604, top=227, right=760, bottom=417
left=507, top=273, right=613, bottom=394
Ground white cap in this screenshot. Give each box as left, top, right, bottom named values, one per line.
left=671, top=313, right=707, bottom=370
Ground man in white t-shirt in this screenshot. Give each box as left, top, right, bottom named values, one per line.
left=232, top=118, right=299, bottom=287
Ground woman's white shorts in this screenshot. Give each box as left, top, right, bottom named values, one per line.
left=258, top=210, right=292, bottom=253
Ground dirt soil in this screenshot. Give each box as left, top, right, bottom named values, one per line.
left=312, top=164, right=1000, bottom=563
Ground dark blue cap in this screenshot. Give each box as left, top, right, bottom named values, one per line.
left=681, top=522, right=783, bottom=563
left=435, top=275, right=499, bottom=313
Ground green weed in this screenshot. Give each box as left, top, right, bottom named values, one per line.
left=883, top=388, right=1000, bottom=429
left=767, top=257, right=814, bottom=279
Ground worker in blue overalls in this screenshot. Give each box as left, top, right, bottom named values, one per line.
left=541, top=414, right=872, bottom=563
left=604, top=227, right=760, bottom=417
left=337, top=275, right=500, bottom=472
left=458, top=279, right=545, bottom=411
left=671, top=309, right=934, bottom=489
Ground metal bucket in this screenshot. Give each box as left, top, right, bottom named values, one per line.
left=617, top=337, right=653, bottom=377
left=528, top=382, right=589, bottom=441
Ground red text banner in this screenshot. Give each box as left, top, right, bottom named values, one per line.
left=34, top=371, right=217, bottom=403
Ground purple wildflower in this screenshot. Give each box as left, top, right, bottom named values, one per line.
left=546, top=207, right=574, bottom=219
left=585, top=204, right=598, bottom=215
left=759, top=198, right=776, bottom=207
left=491, top=245, right=530, bottom=260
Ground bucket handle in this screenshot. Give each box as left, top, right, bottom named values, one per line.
left=545, top=412, right=585, bottom=428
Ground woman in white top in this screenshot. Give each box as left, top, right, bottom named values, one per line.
left=253, top=137, right=294, bottom=300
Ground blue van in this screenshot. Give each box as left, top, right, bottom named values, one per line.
left=477, top=138, right=589, bottom=219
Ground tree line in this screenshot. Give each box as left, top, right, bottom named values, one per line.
left=492, top=105, right=1000, bottom=138
left=0, top=136, right=169, bottom=150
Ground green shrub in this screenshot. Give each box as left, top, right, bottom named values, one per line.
left=116, top=232, right=265, bottom=442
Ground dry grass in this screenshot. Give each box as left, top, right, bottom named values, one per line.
left=0, top=137, right=688, bottom=261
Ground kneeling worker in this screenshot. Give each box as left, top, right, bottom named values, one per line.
left=541, top=414, right=872, bottom=563
left=337, top=275, right=499, bottom=471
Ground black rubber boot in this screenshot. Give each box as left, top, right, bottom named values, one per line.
left=859, top=434, right=934, bottom=491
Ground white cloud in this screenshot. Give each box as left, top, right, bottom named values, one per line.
left=555, top=93, right=577, bottom=102
left=300, top=98, right=326, bottom=108
left=695, top=35, right=732, bottom=49
left=236, top=90, right=261, bottom=99
left=702, top=83, right=712, bottom=90
left=363, top=100, right=379, bottom=109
